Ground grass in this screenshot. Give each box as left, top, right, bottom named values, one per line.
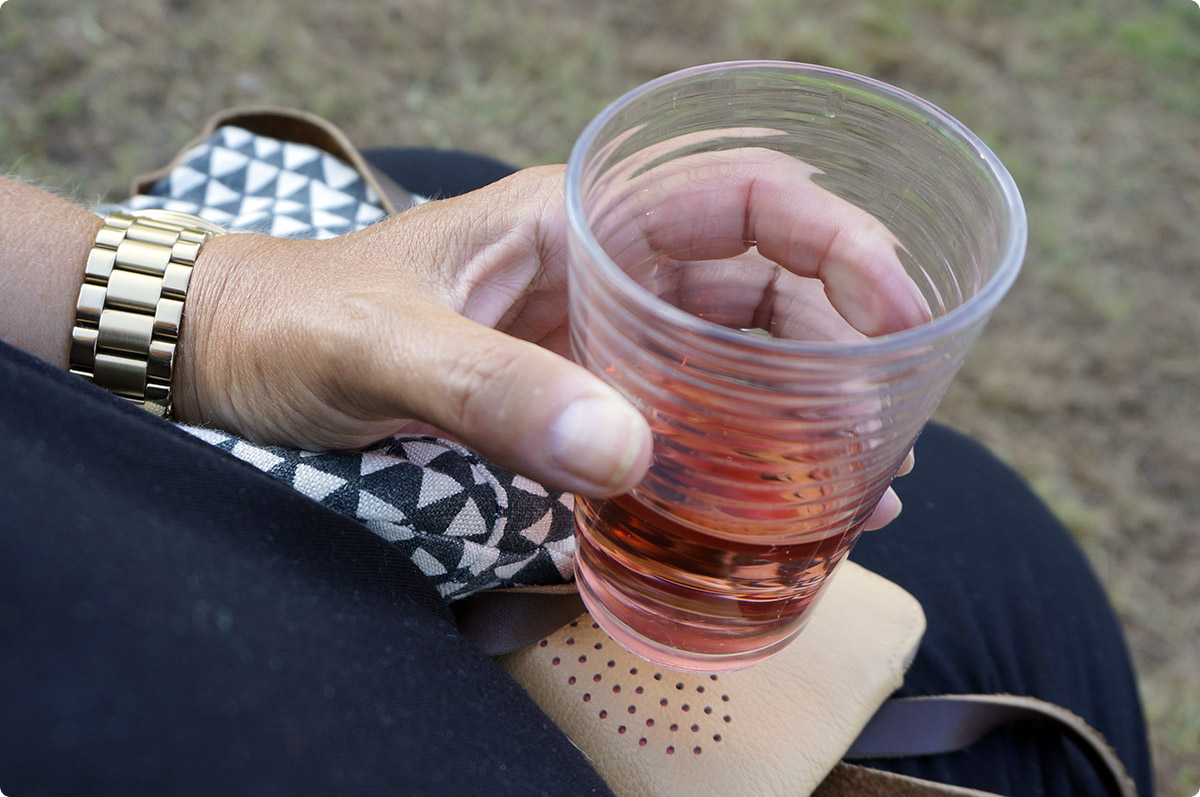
left=3, top=0, right=1198, bottom=789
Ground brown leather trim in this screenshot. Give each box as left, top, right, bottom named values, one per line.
left=452, top=583, right=584, bottom=655
left=847, top=694, right=1139, bottom=797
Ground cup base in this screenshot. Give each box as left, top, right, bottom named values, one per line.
left=575, top=560, right=810, bottom=673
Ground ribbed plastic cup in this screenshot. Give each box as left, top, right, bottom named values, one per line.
left=565, top=61, right=1026, bottom=671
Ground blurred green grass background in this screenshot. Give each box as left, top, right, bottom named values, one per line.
left=3, top=0, right=1198, bottom=790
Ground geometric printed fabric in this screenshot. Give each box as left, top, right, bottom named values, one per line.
left=116, top=125, right=395, bottom=239
left=114, top=126, right=577, bottom=602
left=181, top=427, right=577, bottom=602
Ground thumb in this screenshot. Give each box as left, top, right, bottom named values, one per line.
left=385, top=305, right=653, bottom=497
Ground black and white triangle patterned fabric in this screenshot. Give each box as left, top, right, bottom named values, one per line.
left=182, top=428, right=577, bottom=601
left=114, top=125, right=407, bottom=239
left=112, top=126, right=576, bottom=601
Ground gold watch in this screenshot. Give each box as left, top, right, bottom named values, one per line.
left=70, top=209, right=226, bottom=418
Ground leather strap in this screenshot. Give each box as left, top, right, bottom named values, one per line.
left=846, top=694, right=1138, bottom=797
left=453, top=583, right=585, bottom=655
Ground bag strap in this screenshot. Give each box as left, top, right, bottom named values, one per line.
left=845, top=694, right=1138, bottom=797
left=453, top=583, right=585, bottom=655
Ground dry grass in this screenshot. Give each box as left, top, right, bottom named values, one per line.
left=3, top=0, right=1197, bottom=790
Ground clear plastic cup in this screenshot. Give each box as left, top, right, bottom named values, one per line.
left=565, top=61, right=1026, bottom=671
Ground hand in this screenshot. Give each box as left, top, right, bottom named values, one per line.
left=177, top=165, right=648, bottom=498
left=175, top=157, right=926, bottom=523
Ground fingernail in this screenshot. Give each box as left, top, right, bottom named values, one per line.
left=548, top=396, right=650, bottom=494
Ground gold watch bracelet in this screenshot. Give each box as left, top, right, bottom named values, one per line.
left=70, top=209, right=226, bottom=418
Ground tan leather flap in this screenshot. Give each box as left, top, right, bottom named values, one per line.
left=497, top=561, right=926, bottom=796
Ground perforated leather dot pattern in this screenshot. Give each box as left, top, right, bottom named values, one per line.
left=538, top=617, right=731, bottom=757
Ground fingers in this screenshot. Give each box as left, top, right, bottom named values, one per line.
left=660, top=252, right=866, bottom=343
left=592, top=149, right=932, bottom=337
left=863, top=487, right=903, bottom=531
left=864, top=447, right=916, bottom=531
left=745, top=168, right=932, bottom=336
left=355, top=301, right=653, bottom=497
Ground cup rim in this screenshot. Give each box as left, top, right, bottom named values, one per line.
left=565, top=60, right=1028, bottom=357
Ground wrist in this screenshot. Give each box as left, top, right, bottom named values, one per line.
left=169, top=230, right=253, bottom=426
left=0, top=177, right=105, bottom=368
left=170, top=230, right=314, bottom=428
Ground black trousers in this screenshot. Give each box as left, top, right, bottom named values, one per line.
left=0, top=150, right=1152, bottom=796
